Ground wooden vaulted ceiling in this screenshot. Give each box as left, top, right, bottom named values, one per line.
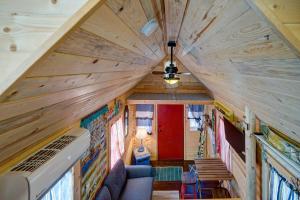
left=175, top=0, right=300, bottom=143
left=0, top=0, right=164, bottom=163
left=0, top=0, right=300, bottom=164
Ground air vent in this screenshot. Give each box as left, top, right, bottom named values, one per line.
left=44, top=135, right=76, bottom=150
left=11, top=135, right=76, bottom=172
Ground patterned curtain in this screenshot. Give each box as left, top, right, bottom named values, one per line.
left=187, top=105, right=204, bottom=131
left=269, top=167, right=299, bottom=200
left=136, top=104, right=154, bottom=133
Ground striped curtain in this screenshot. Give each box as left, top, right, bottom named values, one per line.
left=269, top=167, right=299, bottom=200
left=136, top=104, right=154, bottom=133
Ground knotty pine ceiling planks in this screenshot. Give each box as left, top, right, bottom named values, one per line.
left=176, top=0, right=300, bottom=143
left=1, top=0, right=300, bottom=165
left=0, top=0, right=164, bottom=163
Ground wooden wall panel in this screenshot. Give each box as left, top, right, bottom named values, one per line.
left=1, top=72, right=144, bottom=102
left=177, top=0, right=300, bottom=143
left=0, top=81, right=138, bottom=162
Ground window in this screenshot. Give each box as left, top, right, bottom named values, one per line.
left=110, top=117, right=125, bottom=168
left=41, top=168, right=74, bottom=200
left=124, top=105, right=129, bottom=137
left=136, top=104, right=154, bottom=134
left=187, top=105, right=204, bottom=131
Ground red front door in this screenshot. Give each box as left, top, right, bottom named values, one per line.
left=157, top=104, right=184, bottom=160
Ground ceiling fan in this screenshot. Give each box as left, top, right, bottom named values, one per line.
left=152, top=41, right=191, bottom=85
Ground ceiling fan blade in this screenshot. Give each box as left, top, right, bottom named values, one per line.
left=177, top=72, right=191, bottom=75
left=152, top=71, right=165, bottom=75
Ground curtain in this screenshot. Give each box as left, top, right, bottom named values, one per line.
left=207, top=127, right=216, bottom=158
left=269, top=167, right=299, bottom=200
left=136, top=104, right=154, bottom=133
left=218, top=118, right=231, bottom=170
left=187, top=105, right=204, bottom=131
left=110, top=118, right=125, bottom=168
left=41, top=169, right=74, bottom=200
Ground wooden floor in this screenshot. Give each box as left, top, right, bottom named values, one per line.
left=151, top=160, right=231, bottom=199
left=152, top=190, right=180, bottom=200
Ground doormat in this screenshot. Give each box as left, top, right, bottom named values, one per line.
left=153, top=166, right=183, bottom=181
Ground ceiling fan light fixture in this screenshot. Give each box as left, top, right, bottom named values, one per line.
left=164, top=77, right=179, bottom=85
left=164, top=79, right=179, bottom=85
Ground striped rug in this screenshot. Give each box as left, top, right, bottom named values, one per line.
left=153, top=166, right=183, bottom=181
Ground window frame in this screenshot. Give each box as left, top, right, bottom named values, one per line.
left=124, top=105, right=129, bottom=137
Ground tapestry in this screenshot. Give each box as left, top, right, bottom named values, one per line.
left=79, top=100, right=123, bottom=200
left=261, top=122, right=300, bottom=164
left=80, top=105, right=109, bottom=200
left=107, top=99, right=122, bottom=121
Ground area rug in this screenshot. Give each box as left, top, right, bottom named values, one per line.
left=153, top=166, right=183, bottom=181
left=152, top=190, right=179, bottom=200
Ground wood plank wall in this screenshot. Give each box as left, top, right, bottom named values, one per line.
left=176, top=0, right=300, bottom=143
left=0, top=1, right=165, bottom=164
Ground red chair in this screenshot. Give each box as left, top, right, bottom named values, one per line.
left=180, top=172, right=197, bottom=199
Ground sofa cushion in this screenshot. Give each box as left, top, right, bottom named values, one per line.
left=120, top=177, right=153, bottom=200
left=126, top=165, right=153, bottom=179
left=95, top=186, right=111, bottom=200
left=104, top=159, right=127, bottom=200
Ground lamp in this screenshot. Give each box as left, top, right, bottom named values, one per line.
left=164, top=73, right=179, bottom=85
left=164, top=78, right=179, bottom=85
left=136, top=128, right=147, bottom=152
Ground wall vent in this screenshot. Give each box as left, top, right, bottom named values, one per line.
left=11, top=135, right=76, bottom=172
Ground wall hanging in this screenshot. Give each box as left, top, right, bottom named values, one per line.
left=80, top=105, right=109, bottom=200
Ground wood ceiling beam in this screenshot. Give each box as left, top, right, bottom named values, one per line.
left=0, top=0, right=106, bottom=96
left=164, top=0, right=188, bottom=41
left=245, top=0, right=300, bottom=56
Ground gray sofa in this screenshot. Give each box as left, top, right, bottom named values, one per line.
left=96, top=159, right=153, bottom=200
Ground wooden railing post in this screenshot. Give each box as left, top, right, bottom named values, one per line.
left=245, top=106, right=256, bottom=200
